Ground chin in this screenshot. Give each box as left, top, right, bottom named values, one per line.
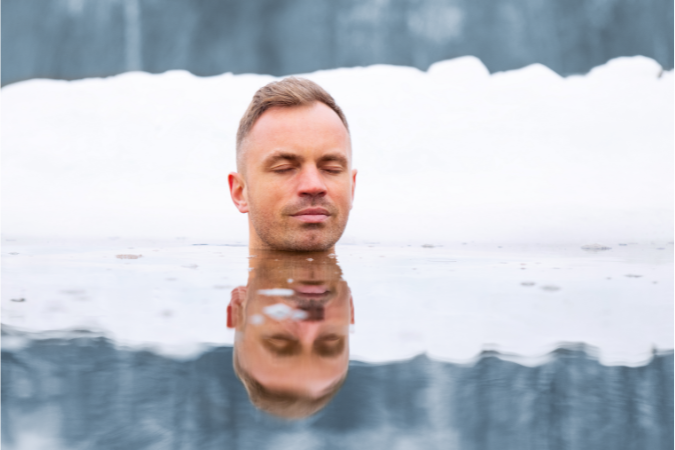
left=276, top=228, right=340, bottom=252
left=284, top=235, right=335, bottom=252
left=253, top=218, right=345, bottom=252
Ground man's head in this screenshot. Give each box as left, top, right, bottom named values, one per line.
left=229, top=78, right=356, bottom=252
left=228, top=251, right=353, bottom=419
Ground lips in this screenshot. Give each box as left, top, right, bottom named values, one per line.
left=295, top=284, right=328, bottom=295
left=290, top=207, right=331, bottom=223
left=294, top=283, right=332, bottom=301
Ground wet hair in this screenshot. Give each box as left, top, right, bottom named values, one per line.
left=233, top=348, right=347, bottom=420
left=235, top=77, right=349, bottom=169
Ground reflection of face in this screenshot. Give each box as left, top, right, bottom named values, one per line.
left=232, top=102, right=357, bottom=251
left=229, top=253, right=353, bottom=399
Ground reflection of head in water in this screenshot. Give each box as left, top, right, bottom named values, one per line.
left=228, top=251, right=353, bottom=419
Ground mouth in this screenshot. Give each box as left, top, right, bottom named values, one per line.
left=290, top=207, right=331, bottom=224
left=294, top=283, right=332, bottom=301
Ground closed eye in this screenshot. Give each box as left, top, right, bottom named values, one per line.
left=322, top=167, right=344, bottom=174
left=272, top=166, right=295, bottom=174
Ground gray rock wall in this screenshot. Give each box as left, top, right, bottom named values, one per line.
left=2, top=335, right=673, bottom=450
left=2, top=0, right=673, bottom=85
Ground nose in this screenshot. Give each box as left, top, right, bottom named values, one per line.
left=297, top=166, right=327, bottom=199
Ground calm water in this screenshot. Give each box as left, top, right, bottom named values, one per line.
left=2, top=239, right=673, bottom=449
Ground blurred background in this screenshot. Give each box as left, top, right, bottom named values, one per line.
left=3, top=0, right=673, bottom=86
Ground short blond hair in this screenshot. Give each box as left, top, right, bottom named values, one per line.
left=235, top=77, right=349, bottom=168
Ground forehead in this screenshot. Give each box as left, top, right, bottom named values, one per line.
left=242, top=102, right=351, bottom=165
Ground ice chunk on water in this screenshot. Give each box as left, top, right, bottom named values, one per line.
left=258, top=288, right=294, bottom=297
left=263, top=303, right=292, bottom=320
left=541, top=285, right=560, bottom=292
left=291, top=310, right=308, bottom=321
left=249, top=314, right=264, bottom=325
left=581, top=244, right=611, bottom=252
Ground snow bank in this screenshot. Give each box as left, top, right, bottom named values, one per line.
left=2, top=56, right=672, bottom=243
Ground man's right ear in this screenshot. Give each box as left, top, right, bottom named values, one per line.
left=227, top=286, right=248, bottom=329
left=228, top=172, right=249, bottom=213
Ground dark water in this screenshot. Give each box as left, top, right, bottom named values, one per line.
left=2, top=332, right=672, bottom=450
left=2, top=0, right=673, bottom=86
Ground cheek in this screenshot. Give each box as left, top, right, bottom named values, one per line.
left=250, top=182, right=284, bottom=209
left=331, top=181, right=354, bottom=205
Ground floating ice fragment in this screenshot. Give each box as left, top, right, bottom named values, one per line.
left=291, top=310, right=308, bottom=321
left=422, top=244, right=434, bottom=248
left=541, top=285, right=560, bottom=292
left=263, top=303, right=292, bottom=320
left=258, top=288, right=294, bottom=297
left=8, top=253, right=19, bottom=255
left=249, top=314, right=264, bottom=325
left=10, top=298, right=25, bottom=302
left=521, top=282, right=535, bottom=287
left=625, top=274, right=642, bottom=278
left=581, top=244, right=611, bottom=251
left=182, top=264, right=198, bottom=269
left=117, top=254, right=142, bottom=259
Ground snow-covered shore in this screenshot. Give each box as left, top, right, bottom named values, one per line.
left=2, top=56, right=672, bottom=244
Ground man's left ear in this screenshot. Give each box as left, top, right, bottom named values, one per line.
left=349, top=294, right=355, bottom=325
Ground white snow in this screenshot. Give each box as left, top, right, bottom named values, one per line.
left=2, top=56, right=672, bottom=244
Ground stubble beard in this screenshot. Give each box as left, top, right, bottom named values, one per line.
left=249, top=201, right=348, bottom=252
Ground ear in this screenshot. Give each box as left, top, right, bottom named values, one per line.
left=227, top=286, right=248, bottom=328
left=228, top=172, right=249, bottom=213
left=349, top=293, right=355, bottom=325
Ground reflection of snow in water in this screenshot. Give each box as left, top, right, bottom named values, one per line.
left=258, top=289, right=294, bottom=297
left=262, top=303, right=292, bottom=320
left=2, top=56, right=671, bottom=244
left=1, top=240, right=671, bottom=365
